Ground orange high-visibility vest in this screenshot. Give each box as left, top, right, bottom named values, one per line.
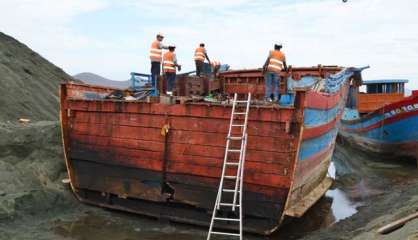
left=267, top=50, right=285, bottom=73
left=194, top=47, right=206, bottom=62
left=150, top=40, right=163, bottom=62
left=163, top=52, right=176, bottom=73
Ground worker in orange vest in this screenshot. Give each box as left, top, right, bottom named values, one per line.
left=194, top=43, right=211, bottom=77
left=149, top=33, right=168, bottom=90
left=263, top=43, right=287, bottom=102
left=211, top=60, right=221, bottom=77
left=162, top=45, right=181, bottom=95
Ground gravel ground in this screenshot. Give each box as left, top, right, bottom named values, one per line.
left=300, top=144, right=418, bottom=240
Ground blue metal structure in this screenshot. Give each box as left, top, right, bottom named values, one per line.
left=202, top=62, right=230, bottom=75
left=130, top=72, right=158, bottom=96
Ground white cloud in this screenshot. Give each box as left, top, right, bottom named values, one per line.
left=0, top=0, right=109, bottom=73
left=0, top=0, right=417, bottom=88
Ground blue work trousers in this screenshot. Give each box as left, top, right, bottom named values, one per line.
left=165, top=72, right=176, bottom=92
left=151, top=61, right=161, bottom=88
left=264, top=72, right=280, bottom=100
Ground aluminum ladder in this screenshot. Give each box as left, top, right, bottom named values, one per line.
left=207, top=93, right=251, bottom=240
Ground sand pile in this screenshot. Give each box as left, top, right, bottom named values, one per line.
left=0, top=32, right=76, bottom=226
left=0, top=122, right=75, bottom=220
left=0, top=32, right=73, bottom=122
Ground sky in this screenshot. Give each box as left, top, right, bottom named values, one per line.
left=0, top=0, right=417, bottom=89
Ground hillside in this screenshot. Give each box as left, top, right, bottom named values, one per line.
left=0, top=32, right=73, bottom=121
left=74, top=72, right=130, bottom=89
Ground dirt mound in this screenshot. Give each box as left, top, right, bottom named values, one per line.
left=0, top=32, right=73, bottom=122
left=0, top=33, right=81, bottom=239
left=0, top=121, right=75, bottom=220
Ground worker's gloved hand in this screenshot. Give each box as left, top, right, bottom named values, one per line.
left=177, top=65, right=182, bottom=71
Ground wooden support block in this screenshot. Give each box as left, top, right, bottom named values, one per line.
left=160, top=96, right=174, bottom=104
left=19, top=118, right=31, bottom=123
left=146, top=96, right=160, bottom=103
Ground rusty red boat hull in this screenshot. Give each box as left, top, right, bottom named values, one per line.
left=60, top=67, right=357, bottom=235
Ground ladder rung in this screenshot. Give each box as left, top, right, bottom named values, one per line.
left=233, top=112, right=246, bottom=115
left=227, top=136, right=243, bottom=140
left=210, top=231, right=240, bottom=237
left=214, top=217, right=240, bottom=222
left=224, top=176, right=237, bottom=179
left=231, top=124, right=245, bottom=127
left=235, top=100, right=249, bottom=103
left=227, top=149, right=241, bottom=152
left=223, top=189, right=240, bottom=193
left=226, top=162, right=239, bottom=166
left=219, top=203, right=240, bottom=207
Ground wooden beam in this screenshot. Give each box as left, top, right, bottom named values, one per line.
left=377, top=211, right=418, bottom=234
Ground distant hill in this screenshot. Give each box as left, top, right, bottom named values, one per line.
left=73, top=72, right=130, bottom=89
left=0, top=32, right=74, bottom=121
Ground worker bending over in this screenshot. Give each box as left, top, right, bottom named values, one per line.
left=163, top=45, right=181, bottom=95
left=149, top=33, right=168, bottom=90
left=263, top=43, right=287, bottom=102
left=194, top=43, right=211, bottom=76
left=211, top=60, right=221, bottom=77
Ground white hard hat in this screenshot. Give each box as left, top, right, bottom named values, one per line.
left=168, top=44, right=176, bottom=48
left=157, top=32, right=165, bottom=37
left=275, top=42, right=283, bottom=46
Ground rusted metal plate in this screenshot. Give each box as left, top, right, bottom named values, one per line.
left=60, top=76, right=348, bottom=234
left=219, top=66, right=342, bottom=99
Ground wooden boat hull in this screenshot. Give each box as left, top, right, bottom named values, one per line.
left=60, top=67, right=358, bottom=235
left=340, top=92, right=418, bottom=161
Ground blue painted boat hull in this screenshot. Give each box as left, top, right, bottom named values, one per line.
left=340, top=93, right=418, bottom=160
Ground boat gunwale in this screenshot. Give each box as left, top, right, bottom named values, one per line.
left=341, top=94, right=418, bottom=124
left=65, top=97, right=297, bottom=110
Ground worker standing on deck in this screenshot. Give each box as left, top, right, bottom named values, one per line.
left=211, top=60, right=221, bottom=77
left=194, top=43, right=211, bottom=77
left=263, top=43, right=287, bottom=102
left=163, top=45, right=181, bottom=95
left=149, top=33, right=168, bottom=90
